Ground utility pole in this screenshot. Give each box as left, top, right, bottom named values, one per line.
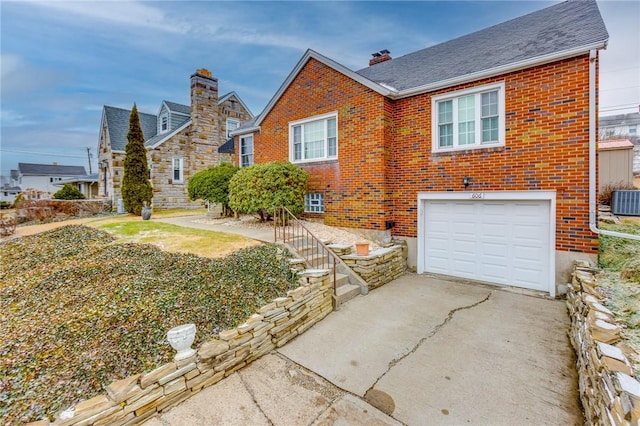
left=87, top=147, right=92, bottom=174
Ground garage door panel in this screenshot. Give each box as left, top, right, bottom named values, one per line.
left=423, top=199, right=551, bottom=292
left=480, top=241, right=508, bottom=255
left=513, top=223, right=545, bottom=240
left=480, top=223, right=506, bottom=239
left=513, top=245, right=545, bottom=260
left=482, top=265, right=509, bottom=281
left=452, top=259, right=476, bottom=275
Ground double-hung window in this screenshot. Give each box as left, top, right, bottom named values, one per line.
left=226, top=119, right=240, bottom=138
left=432, top=82, right=505, bottom=152
left=289, top=113, right=337, bottom=163
left=172, top=157, right=184, bottom=183
left=240, top=134, right=254, bottom=167
left=305, top=193, right=324, bottom=213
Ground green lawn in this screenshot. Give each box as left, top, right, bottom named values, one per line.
left=96, top=220, right=258, bottom=258
left=0, top=225, right=298, bottom=424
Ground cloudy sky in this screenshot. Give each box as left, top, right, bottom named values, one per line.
left=1, top=0, right=638, bottom=176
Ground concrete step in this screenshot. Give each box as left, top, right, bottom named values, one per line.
left=336, top=283, right=361, bottom=305
left=335, top=272, right=349, bottom=288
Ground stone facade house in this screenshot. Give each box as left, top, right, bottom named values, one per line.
left=232, top=0, right=609, bottom=296
left=98, top=69, right=253, bottom=210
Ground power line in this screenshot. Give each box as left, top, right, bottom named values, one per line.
left=600, top=106, right=639, bottom=113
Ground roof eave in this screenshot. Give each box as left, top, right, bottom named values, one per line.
left=393, top=41, right=608, bottom=100
left=148, top=120, right=192, bottom=149
left=254, top=49, right=393, bottom=127
left=230, top=126, right=261, bottom=136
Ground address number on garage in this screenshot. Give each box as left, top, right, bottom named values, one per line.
left=470, top=193, right=485, bottom=199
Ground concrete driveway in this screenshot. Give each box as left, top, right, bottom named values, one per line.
left=148, top=274, right=581, bottom=425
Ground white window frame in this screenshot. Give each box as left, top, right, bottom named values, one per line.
left=172, top=157, right=184, bottom=183
left=226, top=118, right=240, bottom=138
left=289, top=112, right=338, bottom=163
left=240, top=134, right=254, bottom=168
left=431, top=82, right=505, bottom=153
left=304, top=193, right=325, bottom=213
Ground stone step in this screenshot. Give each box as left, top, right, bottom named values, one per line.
left=336, top=283, right=361, bottom=305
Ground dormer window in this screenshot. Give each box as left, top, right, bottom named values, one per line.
left=161, top=116, right=168, bottom=133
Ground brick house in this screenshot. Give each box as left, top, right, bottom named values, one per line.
left=98, top=69, right=253, bottom=210
left=232, top=0, right=609, bottom=296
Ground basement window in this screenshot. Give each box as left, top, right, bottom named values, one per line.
left=305, top=193, right=324, bottom=213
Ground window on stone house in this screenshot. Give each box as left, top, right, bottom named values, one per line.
left=240, top=135, right=254, bottom=168
left=161, top=116, right=168, bottom=133
left=227, top=119, right=240, bottom=138
left=289, top=112, right=337, bottom=163
left=304, top=193, right=324, bottom=213
left=432, top=82, right=505, bottom=152
left=172, top=157, right=184, bottom=183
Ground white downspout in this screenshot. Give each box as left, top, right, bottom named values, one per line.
left=588, top=49, right=640, bottom=241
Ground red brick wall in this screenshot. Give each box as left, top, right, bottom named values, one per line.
left=390, top=54, right=597, bottom=253
left=251, top=58, right=392, bottom=230
left=247, top=54, right=598, bottom=254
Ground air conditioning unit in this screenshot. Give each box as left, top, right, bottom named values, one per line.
left=612, top=190, right=640, bottom=216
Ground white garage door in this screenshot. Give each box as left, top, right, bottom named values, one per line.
left=423, top=200, right=551, bottom=292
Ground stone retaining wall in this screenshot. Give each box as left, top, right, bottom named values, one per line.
left=567, top=261, right=640, bottom=425
left=29, top=270, right=332, bottom=426
left=335, top=244, right=406, bottom=290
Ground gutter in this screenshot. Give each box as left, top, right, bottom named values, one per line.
left=230, top=126, right=261, bottom=137
left=588, top=49, right=640, bottom=241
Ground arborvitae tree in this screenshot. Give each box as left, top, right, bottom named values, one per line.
left=121, top=104, right=152, bottom=215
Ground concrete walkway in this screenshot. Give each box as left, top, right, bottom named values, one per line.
left=145, top=274, right=581, bottom=425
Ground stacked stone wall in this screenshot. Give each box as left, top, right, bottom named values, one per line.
left=28, top=270, right=332, bottom=426
left=567, top=262, right=640, bottom=425
left=336, top=245, right=405, bottom=290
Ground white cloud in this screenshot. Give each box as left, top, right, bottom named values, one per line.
left=25, top=0, right=188, bottom=34
left=0, top=109, right=37, bottom=127
left=0, top=54, right=66, bottom=98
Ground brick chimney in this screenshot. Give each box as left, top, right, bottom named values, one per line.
left=190, top=68, right=219, bottom=145
left=369, top=49, right=391, bottom=66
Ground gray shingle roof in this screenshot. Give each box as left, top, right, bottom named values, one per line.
left=163, top=100, right=190, bottom=115
left=56, top=174, right=99, bottom=185
left=231, top=117, right=258, bottom=135
left=356, top=0, right=609, bottom=91
left=19, top=163, right=87, bottom=176
left=103, top=106, right=158, bottom=151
